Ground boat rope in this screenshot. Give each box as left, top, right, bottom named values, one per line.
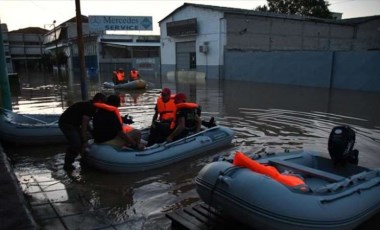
left=163, top=126, right=219, bottom=148
left=206, top=166, right=241, bottom=224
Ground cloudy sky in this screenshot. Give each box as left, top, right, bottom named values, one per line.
left=1, top=0, right=379, bottom=34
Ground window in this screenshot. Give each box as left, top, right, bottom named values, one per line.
left=167, top=18, right=197, bottom=36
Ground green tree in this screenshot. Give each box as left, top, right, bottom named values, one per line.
left=255, top=0, right=332, bottom=19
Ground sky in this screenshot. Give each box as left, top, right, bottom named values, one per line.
left=1, top=0, right=380, bottom=34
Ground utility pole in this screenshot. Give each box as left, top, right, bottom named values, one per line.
left=75, top=0, right=88, bottom=100
left=53, top=20, right=61, bottom=83
left=53, top=20, right=64, bottom=108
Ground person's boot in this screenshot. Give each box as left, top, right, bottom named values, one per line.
left=209, top=117, right=216, bottom=127
left=202, top=117, right=216, bottom=128
left=63, top=152, right=76, bottom=171
left=63, top=162, right=75, bottom=171
left=63, top=160, right=75, bottom=171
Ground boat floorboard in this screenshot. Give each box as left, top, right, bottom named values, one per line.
left=166, top=203, right=251, bottom=230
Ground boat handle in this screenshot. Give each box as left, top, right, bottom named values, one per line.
left=200, top=138, right=211, bottom=143
left=218, top=175, right=231, bottom=187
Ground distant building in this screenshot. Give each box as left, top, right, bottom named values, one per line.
left=97, top=34, right=160, bottom=77
left=331, top=12, right=343, bottom=20
left=159, top=3, right=380, bottom=91
left=43, top=15, right=160, bottom=82
left=8, top=27, right=48, bottom=73
left=43, top=15, right=96, bottom=80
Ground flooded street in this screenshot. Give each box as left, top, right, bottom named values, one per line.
left=4, top=73, right=380, bottom=229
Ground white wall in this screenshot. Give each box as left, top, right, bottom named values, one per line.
left=160, top=6, right=225, bottom=67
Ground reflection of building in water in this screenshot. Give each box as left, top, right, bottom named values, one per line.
left=118, top=93, right=126, bottom=105
left=159, top=3, right=380, bottom=92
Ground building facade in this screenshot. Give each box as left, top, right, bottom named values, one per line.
left=97, top=34, right=160, bottom=81
left=43, top=15, right=160, bottom=83
left=159, top=3, right=380, bottom=91
left=9, top=27, right=48, bottom=73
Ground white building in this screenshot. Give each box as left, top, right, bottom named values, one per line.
left=159, top=3, right=380, bottom=91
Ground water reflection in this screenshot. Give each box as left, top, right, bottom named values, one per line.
left=5, top=73, right=380, bottom=229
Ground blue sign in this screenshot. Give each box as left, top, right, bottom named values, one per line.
left=89, top=15, right=153, bottom=32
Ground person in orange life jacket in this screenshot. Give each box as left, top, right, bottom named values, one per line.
left=59, top=92, right=107, bottom=171
left=92, top=95, right=145, bottom=150
left=166, top=93, right=202, bottom=143
left=147, top=88, right=176, bottom=145
left=129, top=67, right=139, bottom=81
left=112, top=68, right=126, bottom=85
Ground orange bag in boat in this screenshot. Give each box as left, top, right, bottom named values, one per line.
left=233, top=151, right=306, bottom=187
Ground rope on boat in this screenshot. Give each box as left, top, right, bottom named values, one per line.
left=206, top=166, right=241, bottom=223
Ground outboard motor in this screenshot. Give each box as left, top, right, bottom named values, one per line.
left=328, top=125, right=359, bottom=165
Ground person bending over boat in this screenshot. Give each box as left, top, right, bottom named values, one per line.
left=147, top=88, right=176, bottom=146
left=92, top=95, right=145, bottom=151
left=59, top=92, right=107, bottom=171
left=112, top=68, right=126, bottom=85
left=166, top=93, right=202, bottom=143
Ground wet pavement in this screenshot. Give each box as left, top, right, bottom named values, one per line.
left=0, top=145, right=36, bottom=230
left=1, top=145, right=138, bottom=230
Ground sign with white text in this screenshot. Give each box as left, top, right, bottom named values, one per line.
left=89, top=15, right=152, bottom=32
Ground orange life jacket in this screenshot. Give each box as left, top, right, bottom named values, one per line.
left=170, top=102, right=199, bottom=129
left=93, top=103, right=133, bottom=133
left=233, top=151, right=308, bottom=190
left=156, top=96, right=176, bottom=121
left=116, top=71, right=125, bottom=82
left=130, top=70, right=139, bottom=81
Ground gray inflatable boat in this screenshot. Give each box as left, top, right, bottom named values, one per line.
left=196, top=150, right=380, bottom=230
left=103, top=79, right=147, bottom=90
left=83, top=125, right=234, bottom=173
left=0, top=108, right=65, bottom=145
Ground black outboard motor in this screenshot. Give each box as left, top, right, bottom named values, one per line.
left=123, top=114, right=134, bottom=124
left=328, top=125, right=359, bottom=165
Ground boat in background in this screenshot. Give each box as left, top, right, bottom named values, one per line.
left=103, top=79, right=147, bottom=90
left=196, top=148, right=380, bottom=230
left=83, top=125, right=234, bottom=173
left=0, top=108, right=65, bottom=145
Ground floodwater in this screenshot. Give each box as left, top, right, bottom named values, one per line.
left=4, top=72, right=380, bottom=229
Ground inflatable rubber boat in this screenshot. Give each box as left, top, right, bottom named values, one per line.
left=103, top=79, right=147, bottom=90
left=0, top=108, right=65, bottom=145
left=83, top=125, right=234, bottom=173
left=195, top=126, right=380, bottom=230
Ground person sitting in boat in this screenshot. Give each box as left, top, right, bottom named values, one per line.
left=147, top=88, right=176, bottom=146
left=92, top=95, right=145, bottom=150
left=129, top=67, right=140, bottom=81
left=112, top=68, right=126, bottom=85
left=166, top=93, right=202, bottom=143
left=59, top=92, right=107, bottom=171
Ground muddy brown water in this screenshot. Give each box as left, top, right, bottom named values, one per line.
left=4, top=73, right=380, bottom=229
